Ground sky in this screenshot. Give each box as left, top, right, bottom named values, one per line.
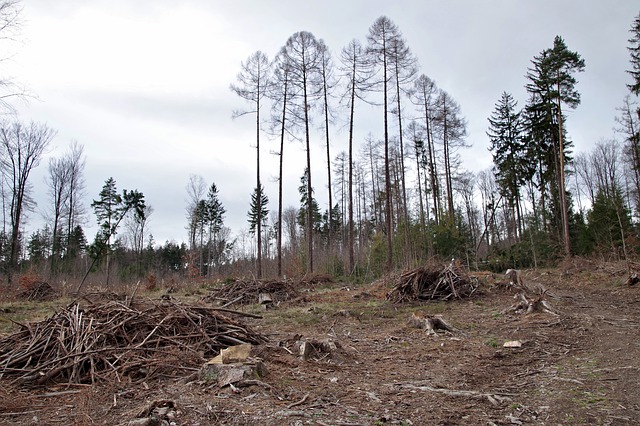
left=4, top=0, right=638, bottom=246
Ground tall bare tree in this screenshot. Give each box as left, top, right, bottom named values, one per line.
left=45, top=141, right=86, bottom=276
left=318, top=40, right=338, bottom=257
left=64, top=141, right=86, bottom=253
left=389, top=32, right=418, bottom=264
left=616, top=95, right=640, bottom=215
left=0, top=1, right=26, bottom=113
left=435, top=90, right=468, bottom=221
left=46, top=154, right=71, bottom=275
left=410, top=74, right=442, bottom=225
left=185, top=174, right=206, bottom=251
left=268, top=49, right=295, bottom=277
left=280, top=31, right=323, bottom=273
left=0, top=121, right=55, bottom=283
left=367, top=16, right=403, bottom=272
left=230, top=51, right=270, bottom=278
left=339, top=38, right=373, bottom=273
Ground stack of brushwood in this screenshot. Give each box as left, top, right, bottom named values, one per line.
left=17, top=281, right=56, bottom=301
left=0, top=298, right=266, bottom=386
left=387, top=263, right=479, bottom=303
left=204, top=279, right=299, bottom=305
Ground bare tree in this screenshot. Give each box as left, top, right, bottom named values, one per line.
left=410, top=74, right=442, bottom=225
left=280, top=31, right=323, bottom=273
left=64, top=141, right=86, bottom=251
left=0, top=1, right=27, bottom=113
left=185, top=174, right=206, bottom=251
left=389, top=32, right=418, bottom=265
left=435, top=90, right=468, bottom=221
left=616, top=95, right=640, bottom=215
left=318, top=40, right=338, bottom=257
left=268, top=48, right=297, bottom=277
left=231, top=51, right=271, bottom=278
left=124, top=204, right=153, bottom=273
left=367, top=16, right=403, bottom=272
left=0, top=121, right=56, bottom=283
left=44, top=141, right=86, bottom=277
left=46, top=155, right=71, bottom=275
left=339, top=38, right=374, bottom=273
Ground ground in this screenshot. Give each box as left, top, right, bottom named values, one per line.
left=1, top=260, right=639, bottom=425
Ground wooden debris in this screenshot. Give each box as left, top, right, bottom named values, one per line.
left=408, top=313, right=456, bottom=334
left=0, top=298, right=267, bottom=386
left=278, top=336, right=346, bottom=362
left=17, top=281, right=56, bottom=301
left=390, top=383, right=513, bottom=406
left=503, top=289, right=558, bottom=315
left=204, top=279, right=298, bottom=306
left=505, top=269, right=529, bottom=292
left=299, top=273, right=334, bottom=286
left=201, top=362, right=267, bottom=387
left=387, top=263, right=479, bottom=303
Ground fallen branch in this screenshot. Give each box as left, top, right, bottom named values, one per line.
left=389, top=383, right=513, bottom=406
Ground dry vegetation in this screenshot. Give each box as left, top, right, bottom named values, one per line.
left=0, top=260, right=639, bottom=425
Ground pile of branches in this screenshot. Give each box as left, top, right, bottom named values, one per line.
left=387, top=263, right=479, bottom=303
left=17, top=281, right=57, bottom=301
left=204, top=279, right=299, bottom=305
left=0, top=298, right=267, bottom=386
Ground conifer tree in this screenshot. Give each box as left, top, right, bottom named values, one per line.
left=487, top=92, right=535, bottom=239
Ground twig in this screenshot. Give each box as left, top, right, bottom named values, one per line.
left=287, top=392, right=310, bottom=409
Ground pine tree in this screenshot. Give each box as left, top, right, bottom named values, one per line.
left=525, top=36, right=584, bottom=255
left=487, top=92, right=535, bottom=239
left=248, top=185, right=269, bottom=236
left=627, top=12, right=640, bottom=96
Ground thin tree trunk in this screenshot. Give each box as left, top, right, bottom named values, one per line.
left=557, top=79, right=570, bottom=257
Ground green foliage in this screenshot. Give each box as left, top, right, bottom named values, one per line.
left=627, top=12, right=640, bottom=95
left=158, top=241, right=187, bottom=273
left=433, top=212, right=471, bottom=260
left=487, top=92, right=535, bottom=204
left=297, top=169, right=322, bottom=235
left=248, top=184, right=269, bottom=236
left=569, top=212, right=593, bottom=256
left=524, top=36, right=584, bottom=235
left=587, top=187, right=633, bottom=256
left=27, top=227, right=52, bottom=265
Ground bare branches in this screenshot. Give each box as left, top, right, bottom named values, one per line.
left=0, top=298, right=267, bottom=386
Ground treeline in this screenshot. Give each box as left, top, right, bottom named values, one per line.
left=3, top=12, right=640, bottom=286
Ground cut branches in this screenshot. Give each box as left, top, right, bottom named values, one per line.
left=0, top=298, right=267, bottom=386
left=387, top=263, right=479, bottom=303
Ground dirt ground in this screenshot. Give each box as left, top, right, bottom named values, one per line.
left=1, top=261, right=639, bottom=425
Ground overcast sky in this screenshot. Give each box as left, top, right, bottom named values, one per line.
left=6, top=0, right=638, bottom=246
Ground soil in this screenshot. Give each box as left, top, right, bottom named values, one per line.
left=1, top=261, right=639, bottom=425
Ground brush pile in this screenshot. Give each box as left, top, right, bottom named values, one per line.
left=0, top=298, right=266, bottom=386
left=204, top=279, right=299, bottom=305
left=387, top=263, right=479, bottom=303
left=17, top=281, right=56, bottom=301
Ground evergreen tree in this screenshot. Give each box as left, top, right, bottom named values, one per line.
left=525, top=36, right=584, bottom=255
left=627, top=11, right=640, bottom=96
left=487, top=92, right=535, bottom=239
left=84, top=178, right=145, bottom=288
left=205, top=183, right=225, bottom=275
left=231, top=50, right=271, bottom=279
left=297, top=169, right=323, bottom=234
left=248, top=184, right=269, bottom=236
left=587, top=187, right=632, bottom=257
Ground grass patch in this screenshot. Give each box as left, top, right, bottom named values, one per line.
left=0, top=298, right=69, bottom=335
